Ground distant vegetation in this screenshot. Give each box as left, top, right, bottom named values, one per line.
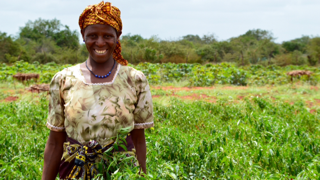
left=1, top=61, right=319, bottom=87
left=1, top=18, right=320, bottom=66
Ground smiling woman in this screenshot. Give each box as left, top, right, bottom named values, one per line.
left=41, top=1, right=154, bottom=180
left=82, top=25, right=119, bottom=64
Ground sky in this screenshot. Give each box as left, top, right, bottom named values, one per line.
left=0, top=0, right=319, bottom=43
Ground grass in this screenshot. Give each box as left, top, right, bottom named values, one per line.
left=0, top=82, right=319, bottom=179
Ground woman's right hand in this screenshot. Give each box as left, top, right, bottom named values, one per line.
left=42, top=131, right=67, bottom=180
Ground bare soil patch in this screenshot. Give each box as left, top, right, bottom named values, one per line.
left=310, top=86, right=319, bottom=91
left=238, top=96, right=245, bottom=100
left=151, top=86, right=319, bottom=109
left=221, top=86, right=248, bottom=90
left=152, top=86, right=216, bottom=91
left=3, top=96, right=18, bottom=102
left=26, top=84, right=50, bottom=93
left=152, top=86, right=248, bottom=91
left=152, top=93, right=217, bottom=103
left=310, top=109, right=317, bottom=114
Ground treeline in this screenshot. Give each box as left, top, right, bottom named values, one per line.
left=1, top=18, right=320, bottom=66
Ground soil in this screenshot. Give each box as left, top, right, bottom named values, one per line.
left=26, top=84, right=50, bottom=93
left=3, top=96, right=19, bottom=102
left=310, top=86, right=319, bottom=91
left=221, top=86, right=248, bottom=90
left=153, top=93, right=217, bottom=103
left=152, top=86, right=248, bottom=91
left=152, top=86, right=216, bottom=91
left=238, top=96, right=245, bottom=100
left=310, top=109, right=317, bottom=113
left=151, top=86, right=320, bottom=110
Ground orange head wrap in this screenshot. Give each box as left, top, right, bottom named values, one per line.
left=79, top=1, right=128, bottom=66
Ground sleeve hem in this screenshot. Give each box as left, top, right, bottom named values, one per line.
left=46, top=122, right=65, bottom=132
left=134, top=122, right=154, bottom=129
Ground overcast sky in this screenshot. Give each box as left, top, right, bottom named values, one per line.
left=1, top=0, right=319, bottom=43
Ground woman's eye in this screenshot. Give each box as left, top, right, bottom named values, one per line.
left=88, top=35, right=96, bottom=38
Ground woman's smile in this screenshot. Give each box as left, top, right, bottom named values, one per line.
left=94, top=49, right=107, bottom=54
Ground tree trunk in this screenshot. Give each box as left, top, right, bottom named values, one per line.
left=131, top=50, right=133, bottom=63
left=186, top=51, right=189, bottom=63
left=241, top=51, right=244, bottom=65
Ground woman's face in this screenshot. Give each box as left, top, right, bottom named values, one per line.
left=81, top=24, right=120, bottom=63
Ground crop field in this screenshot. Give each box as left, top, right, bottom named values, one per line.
left=1, top=61, right=320, bottom=86
left=0, top=62, right=320, bottom=179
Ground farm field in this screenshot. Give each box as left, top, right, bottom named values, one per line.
left=0, top=63, right=320, bottom=179
left=1, top=61, right=320, bottom=86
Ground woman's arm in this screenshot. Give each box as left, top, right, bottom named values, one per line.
left=42, top=131, right=67, bottom=180
left=130, top=129, right=147, bottom=174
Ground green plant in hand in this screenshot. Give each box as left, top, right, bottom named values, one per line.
left=93, top=127, right=138, bottom=180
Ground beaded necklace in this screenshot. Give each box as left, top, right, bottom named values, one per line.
left=85, top=60, right=116, bottom=79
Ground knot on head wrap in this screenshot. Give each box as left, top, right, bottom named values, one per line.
left=79, top=1, right=128, bottom=66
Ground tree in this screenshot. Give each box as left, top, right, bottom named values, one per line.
left=196, top=41, right=234, bottom=63
left=19, top=18, right=79, bottom=49
left=258, top=39, right=280, bottom=64
left=182, top=35, right=202, bottom=44
left=282, top=36, right=310, bottom=53
left=241, top=29, right=274, bottom=41
left=201, top=33, right=217, bottom=44
left=0, top=32, right=21, bottom=62
left=230, top=36, right=256, bottom=65
left=121, top=34, right=144, bottom=47
left=54, top=26, right=79, bottom=49
left=307, top=37, right=320, bottom=65
left=230, top=29, right=277, bottom=65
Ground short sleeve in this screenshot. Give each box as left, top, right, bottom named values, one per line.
left=46, top=72, right=66, bottom=132
left=133, top=71, right=154, bottom=129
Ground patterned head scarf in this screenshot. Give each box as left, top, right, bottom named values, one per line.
left=79, top=1, right=128, bottom=66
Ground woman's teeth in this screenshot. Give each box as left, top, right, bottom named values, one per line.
left=95, top=50, right=106, bottom=54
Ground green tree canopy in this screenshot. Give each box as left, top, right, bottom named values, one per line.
left=241, top=29, right=274, bottom=41
left=282, top=36, right=310, bottom=53
left=0, top=32, right=21, bottom=62
left=19, top=18, right=79, bottom=49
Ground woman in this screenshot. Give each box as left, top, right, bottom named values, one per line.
left=42, top=2, right=154, bottom=179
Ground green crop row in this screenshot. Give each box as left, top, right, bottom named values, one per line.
left=0, top=95, right=319, bottom=179
left=1, top=61, right=320, bottom=86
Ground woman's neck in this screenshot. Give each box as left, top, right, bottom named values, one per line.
left=88, top=57, right=115, bottom=72
left=80, top=58, right=119, bottom=84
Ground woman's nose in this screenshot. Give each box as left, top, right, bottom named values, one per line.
left=96, top=36, right=106, bottom=46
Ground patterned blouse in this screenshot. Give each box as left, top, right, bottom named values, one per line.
left=46, top=64, right=154, bottom=146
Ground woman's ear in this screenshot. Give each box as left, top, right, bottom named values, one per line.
left=117, top=31, right=122, bottom=39
left=81, top=29, right=85, bottom=42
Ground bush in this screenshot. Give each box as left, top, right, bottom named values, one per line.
left=56, top=48, right=82, bottom=64
left=307, top=55, right=318, bottom=66
left=291, top=50, right=307, bottom=65
left=274, top=53, right=292, bottom=66
left=31, top=53, right=57, bottom=64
